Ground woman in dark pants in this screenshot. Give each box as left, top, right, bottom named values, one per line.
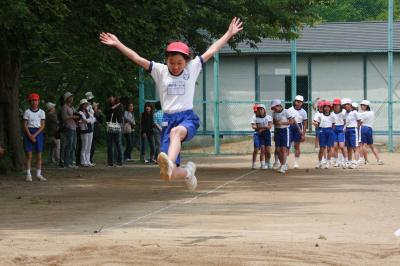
left=140, top=102, right=156, bottom=164
left=104, top=94, right=124, bottom=166
left=123, top=103, right=136, bottom=161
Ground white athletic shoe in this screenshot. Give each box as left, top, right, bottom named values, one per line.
left=350, top=163, right=358, bottom=169
left=315, top=162, right=322, bottom=169
left=36, top=175, right=47, bottom=182
left=377, top=160, right=384, bottom=165
left=272, top=162, right=281, bottom=170
left=251, top=163, right=257, bottom=170
left=324, top=162, right=329, bottom=169
left=278, top=165, right=286, bottom=174
left=157, top=152, right=173, bottom=181
left=293, top=162, right=299, bottom=169
left=334, top=161, right=340, bottom=167
left=267, top=162, right=272, bottom=169
left=261, top=164, right=268, bottom=170
left=184, top=162, right=197, bottom=191
left=26, top=175, right=32, bottom=182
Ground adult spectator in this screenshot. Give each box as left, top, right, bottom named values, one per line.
left=61, top=92, right=80, bottom=168
left=140, top=102, right=156, bottom=164
left=123, top=103, right=136, bottom=162
left=90, top=102, right=103, bottom=165
left=104, top=94, right=124, bottom=166
left=45, top=102, right=60, bottom=165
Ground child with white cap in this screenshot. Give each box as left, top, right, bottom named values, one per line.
left=251, top=104, right=272, bottom=169
left=271, top=99, right=295, bottom=174
left=288, top=95, right=308, bottom=169
left=100, top=18, right=243, bottom=190
left=342, top=98, right=361, bottom=169
left=359, top=100, right=384, bottom=165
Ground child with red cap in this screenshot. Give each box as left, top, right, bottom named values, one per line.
left=100, top=18, right=243, bottom=190
left=251, top=104, right=272, bottom=170
left=23, top=93, right=46, bottom=182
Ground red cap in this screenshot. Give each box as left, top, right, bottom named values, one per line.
left=333, top=98, right=341, bottom=105
left=166, top=42, right=190, bottom=56
left=28, top=93, right=40, bottom=101
left=323, top=100, right=332, bottom=107
left=317, top=101, right=325, bottom=108
left=253, top=104, right=259, bottom=112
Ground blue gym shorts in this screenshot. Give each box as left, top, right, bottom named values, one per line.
left=345, top=127, right=359, bottom=148
left=360, top=126, right=373, bottom=145
left=253, top=130, right=272, bottom=149
left=23, top=128, right=44, bottom=153
left=274, top=127, right=290, bottom=148
left=334, top=125, right=345, bottom=143
left=161, top=109, right=200, bottom=165
left=318, top=127, right=335, bottom=148
left=290, top=123, right=303, bottom=143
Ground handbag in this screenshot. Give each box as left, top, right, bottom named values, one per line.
left=123, top=122, right=132, bottom=134
left=106, top=113, right=121, bottom=133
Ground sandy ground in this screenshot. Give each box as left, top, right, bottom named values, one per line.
left=1, top=152, right=400, bottom=265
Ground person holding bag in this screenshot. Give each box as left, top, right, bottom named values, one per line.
left=104, top=94, right=124, bottom=167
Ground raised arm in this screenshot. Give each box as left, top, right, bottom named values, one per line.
left=201, top=17, right=243, bottom=63
left=99, top=32, right=150, bottom=70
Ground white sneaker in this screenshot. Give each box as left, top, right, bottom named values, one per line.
left=36, top=175, right=47, bottom=182
left=278, top=165, right=286, bottom=174
left=315, top=162, right=322, bottom=169
left=261, top=164, right=268, bottom=170
left=267, top=162, right=272, bottom=169
left=377, top=160, right=384, bottom=165
left=334, top=161, right=340, bottom=167
left=272, top=162, right=281, bottom=170
left=350, top=163, right=358, bottom=169
left=184, top=162, right=197, bottom=191
left=293, top=162, right=299, bottom=169
left=324, top=162, right=329, bottom=169
left=251, top=163, right=256, bottom=170
left=157, top=152, right=173, bottom=181
left=26, top=175, right=32, bottom=182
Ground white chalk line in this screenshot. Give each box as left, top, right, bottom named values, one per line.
left=106, top=170, right=256, bottom=231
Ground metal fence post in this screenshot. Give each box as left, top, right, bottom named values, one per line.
left=388, top=0, right=394, bottom=151
left=291, top=39, right=297, bottom=102
left=214, top=53, right=220, bottom=155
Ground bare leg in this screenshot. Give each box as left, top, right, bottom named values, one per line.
left=347, top=147, right=353, bottom=161
left=265, top=146, right=271, bottom=162
left=167, top=126, right=190, bottom=180
left=36, top=152, right=42, bottom=171
left=252, top=148, right=259, bottom=163
left=26, top=152, right=32, bottom=172
left=369, top=144, right=381, bottom=161
left=260, top=146, right=265, bottom=162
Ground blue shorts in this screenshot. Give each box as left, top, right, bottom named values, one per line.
left=274, top=128, right=290, bottom=148
left=318, top=127, right=335, bottom=148
left=23, top=128, right=44, bottom=153
left=345, top=127, right=359, bottom=148
left=253, top=130, right=272, bottom=149
left=290, top=123, right=303, bottom=143
left=361, top=126, right=373, bottom=145
left=161, top=110, right=200, bottom=165
left=334, top=125, right=345, bottom=143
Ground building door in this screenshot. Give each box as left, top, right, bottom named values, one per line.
left=285, top=76, right=309, bottom=112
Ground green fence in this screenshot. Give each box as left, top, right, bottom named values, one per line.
left=139, top=0, right=400, bottom=155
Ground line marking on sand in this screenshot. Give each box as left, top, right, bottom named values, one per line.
left=106, top=170, right=256, bottom=231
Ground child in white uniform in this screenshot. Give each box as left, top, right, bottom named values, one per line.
left=359, top=100, right=384, bottom=165
left=332, top=98, right=347, bottom=167
left=251, top=104, right=272, bottom=169
left=100, top=18, right=243, bottom=190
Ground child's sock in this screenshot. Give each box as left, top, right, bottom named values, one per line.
left=36, top=169, right=41, bottom=177
left=27, top=169, right=31, bottom=176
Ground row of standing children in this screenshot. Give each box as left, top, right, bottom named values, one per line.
left=313, top=98, right=383, bottom=169
left=251, top=96, right=384, bottom=174
left=251, top=96, right=307, bottom=174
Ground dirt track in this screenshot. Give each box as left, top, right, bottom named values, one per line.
left=1, top=153, right=400, bottom=265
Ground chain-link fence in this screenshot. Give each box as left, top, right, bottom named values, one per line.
left=140, top=0, right=400, bottom=155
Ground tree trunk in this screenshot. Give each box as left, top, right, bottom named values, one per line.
left=0, top=45, right=25, bottom=171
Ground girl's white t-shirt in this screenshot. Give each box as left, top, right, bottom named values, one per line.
left=316, top=113, right=336, bottom=128
left=360, top=110, right=375, bottom=128
left=272, top=109, right=293, bottom=129
left=251, top=115, right=272, bottom=128
left=150, top=56, right=203, bottom=114
left=344, top=110, right=361, bottom=128
left=332, top=110, right=346, bottom=126
left=23, top=108, right=45, bottom=128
